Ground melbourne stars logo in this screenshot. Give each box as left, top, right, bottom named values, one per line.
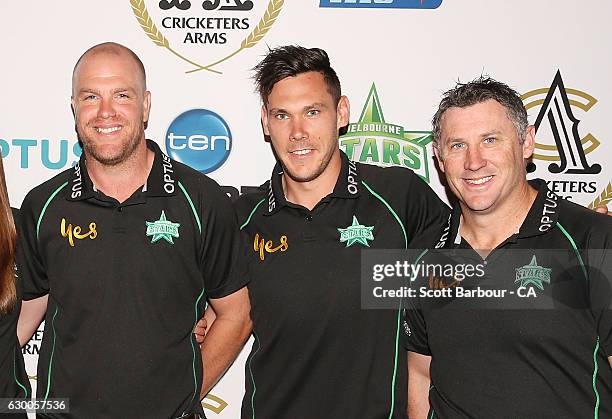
left=522, top=70, right=611, bottom=208
left=515, top=255, right=551, bottom=291
left=130, top=0, right=284, bottom=74
left=146, top=210, right=180, bottom=244
left=338, top=216, right=374, bottom=247
left=340, top=83, right=432, bottom=182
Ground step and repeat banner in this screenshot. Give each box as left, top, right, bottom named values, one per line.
left=1, top=1, right=611, bottom=417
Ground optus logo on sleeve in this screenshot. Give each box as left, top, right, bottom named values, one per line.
left=165, top=109, right=232, bottom=174
left=319, top=0, right=442, bottom=9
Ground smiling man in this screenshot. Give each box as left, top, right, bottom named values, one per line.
left=230, top=45, right=449, bottom=419
left=404, top=77, right=612, bottom=418
left=17, top=42, right=251, bottom=418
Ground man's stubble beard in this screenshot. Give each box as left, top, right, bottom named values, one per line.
left=281, top=142, right=337, bottom=184
left=78, top=123, right=144, bottom=167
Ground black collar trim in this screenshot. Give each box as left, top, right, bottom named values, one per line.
left=66, top=139, right=177, bottom=201
left=265, top=151, right=361, bottom=215
left=518, top=178, right=560, bottom=237
left=434, top=178, right=559, bottom=248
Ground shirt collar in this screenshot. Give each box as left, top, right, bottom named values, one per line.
left=66, top=139, right=177, bottom=201
left=433, top=178, right=559, bottom=249
left=517, top=178, right=560, bottom=238
left=265, top=151, right=361, bottom=215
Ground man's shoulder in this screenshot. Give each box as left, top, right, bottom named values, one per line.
left=356, top=162, right=445, bottom=210
left=169, top=158, right=227, bottom=197
left=233, top=183, right=268, bottom=222
left=556, top=197, right=612, bottom=245
left=21, top=167, right=75, bottom=210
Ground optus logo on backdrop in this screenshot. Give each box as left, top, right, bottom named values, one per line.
left=130, top=0, right=284, bottom=74
left=165, top=109, right=232, bottom=174
left=339, top=83, right=433, bottom=183
left=0, top=138, right=81, bottom=170
left=319, top=0, right=442, bottom=9
left=522, top=71, right=611, bottom=208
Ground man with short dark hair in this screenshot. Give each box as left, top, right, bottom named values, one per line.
left=17, top=42, right=251, bottom=418
left=232, top=45, right=449, bottom=419
left=404, top=77, right=612, bottom=418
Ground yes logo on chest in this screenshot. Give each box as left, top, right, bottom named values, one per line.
left=253, top=233, right=288, bottom=261
left=61, top=218, right=97, bottom=247
left=146, top=210, right=181, bottom=244
left=337, top=216, right=374, bottom=247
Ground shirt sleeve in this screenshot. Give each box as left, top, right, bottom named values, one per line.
left=404, top=172, right=450, bottom=249
left=198, top=178, right=249, bottom=300
left=586, top=242, right=612, bottom=356
left=16, top=193, right=50, bottom=300
left=402, top=300, right=431, bottom=356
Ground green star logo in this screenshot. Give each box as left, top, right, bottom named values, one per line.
left=338, top=216, right=375, bottom=247
left=515, top=255, right=551, bottom=290
left=146, top=210, right=180, bottom=244
left=339, top=83, right=433, bottom=182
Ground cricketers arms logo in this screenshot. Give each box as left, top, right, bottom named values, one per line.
left=338, top=216, right=374, bottom=247
left=522, top=71, right=611, bottom=208
left=146, top=210, right=181, bottom=244
left=130, top=0, right=284, bottom=74
left=340, top=83, right=433, bottom=182
left=515, top=255, right=551, bottom=293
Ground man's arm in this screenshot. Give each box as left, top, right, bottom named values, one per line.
left=200, top=286, right=251, bottom=398
left=17, top=295, right=47, bottom=346
left=408, top=351, right=431, bottom=419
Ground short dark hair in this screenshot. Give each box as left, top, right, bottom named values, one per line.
left=432, top=76, right=528, bottom=145
left=253, top=45, right=341, bottom=105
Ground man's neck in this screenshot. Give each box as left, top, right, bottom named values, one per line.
left=459, top=181, right=538, bottom=257
left=283, top=154, right=342, bottom=211
left=86, top=140, right=155, bottom=203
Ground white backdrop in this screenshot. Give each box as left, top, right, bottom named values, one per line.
left=1, top=1, right=610, bottom=417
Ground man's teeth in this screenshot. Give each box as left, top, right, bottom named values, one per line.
left=466, top=176, right=493, bottom=185
left=96, top=126, right=121, bottom=134
left=292, top=149, right=311, bottom=155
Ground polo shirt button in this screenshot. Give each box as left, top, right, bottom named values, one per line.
left=305, top=215, right=313, bottom=222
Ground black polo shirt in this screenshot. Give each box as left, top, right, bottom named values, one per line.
left=0, top=209, right=30, bottom=412
left=403, top=179, right=612, bottom=418
left=235, top=152, right=449, bottom=419
left=17, top=140, right=247, bottom=418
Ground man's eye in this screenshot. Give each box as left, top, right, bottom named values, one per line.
left=117, top=93, right=129, bottom=99
left=484, top=137, right=496, bottom=144
left=450, top=142, right=465, bottom=150
left=306, top=109, right=320, bottom=117
left=274, top=114, right=288, bottom=120
left=83, top=94, right=97, bottom=100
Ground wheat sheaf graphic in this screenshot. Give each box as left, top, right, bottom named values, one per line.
left=588, top=182, right=612, bottom=209
left=130, top=0, right=284, bottom=75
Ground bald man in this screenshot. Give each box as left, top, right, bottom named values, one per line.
left=16, top=42, right=251, bottom=418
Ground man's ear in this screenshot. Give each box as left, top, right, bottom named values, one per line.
left=336, top=96, right=350, bottom=130
left=433, top=142, right=445, bottom=173
left=142, top=91, right=152, bottom=125
left=522, top=125, right=536, bottom=159
left=261, top=105, right=270, bottom=136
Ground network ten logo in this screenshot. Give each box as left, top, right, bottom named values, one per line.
left=165, top=109, right=232, bottom=174
left=319, top=0, right=442, bottom=9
